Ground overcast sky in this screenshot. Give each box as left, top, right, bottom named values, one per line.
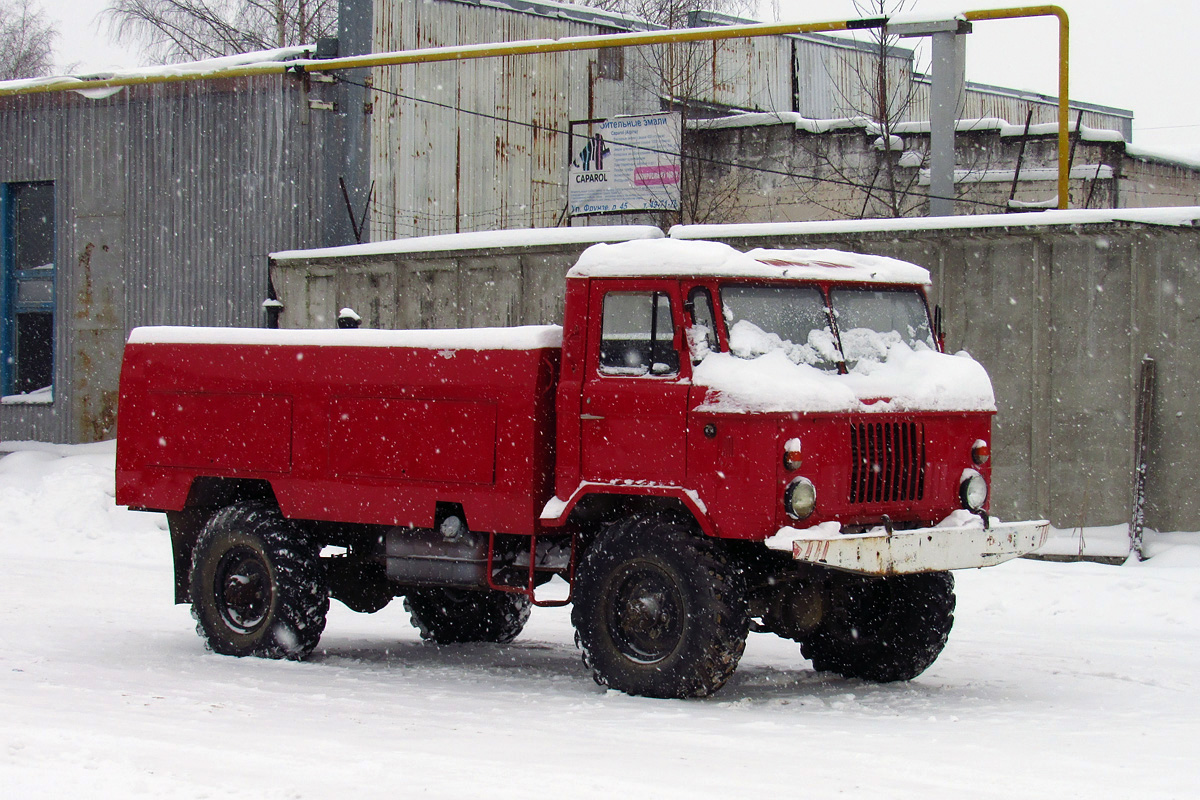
left=41, top=0, right=1200, bottom=158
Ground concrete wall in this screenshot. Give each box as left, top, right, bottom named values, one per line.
left=270, top=245, right=602, bottom=331
left=272, top=216, right=1200, bottom=533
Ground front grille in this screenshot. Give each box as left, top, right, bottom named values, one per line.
left=849, top=421, right=926, bottom=504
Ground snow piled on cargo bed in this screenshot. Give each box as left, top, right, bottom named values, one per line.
left=3, top=442, right=1200, bottom=798
left=128, top=324, right=563, bottom=350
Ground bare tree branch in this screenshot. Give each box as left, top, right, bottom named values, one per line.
left=0, top=0, right=57, bottom=80
left=104, top=0, right=335, bottom=64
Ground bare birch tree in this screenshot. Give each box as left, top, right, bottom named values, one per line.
left=105, top=0, right=336, bottom=63
left=0, top=0, right=56, bottom=80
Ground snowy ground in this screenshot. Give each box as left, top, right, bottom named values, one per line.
left=2, top=443, right=1198, bottom=799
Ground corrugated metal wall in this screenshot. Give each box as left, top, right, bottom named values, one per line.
left=371, top=0, right=663, bottom=240
left=793, top=34, right=913, bottom=121
left=369, top=0, right=809, bottom=240
left=0, top=76, right=332, bottom=443
left=910, top=78, right=1134, bottom=139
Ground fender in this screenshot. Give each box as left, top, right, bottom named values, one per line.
left=540, top=481, right=716, bottom=536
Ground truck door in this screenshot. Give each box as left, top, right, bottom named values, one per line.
left=580, top=282, right=689, bottom=485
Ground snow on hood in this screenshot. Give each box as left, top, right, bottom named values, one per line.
left=693, top=341, right=996, bottom=414
left=570, top=238, right=931, bottom=285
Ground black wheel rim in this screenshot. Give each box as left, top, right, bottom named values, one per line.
left=607, top=562, right=685, bottom=664
left=214, top=546, right=271, bottom=634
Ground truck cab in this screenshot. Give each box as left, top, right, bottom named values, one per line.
left=547, top=239, right=998, bottom=545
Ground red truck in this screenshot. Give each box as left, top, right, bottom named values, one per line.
left=116, top=238, right=1047, bottom=698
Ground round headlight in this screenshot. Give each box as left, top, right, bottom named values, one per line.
left=786, top=477, right=817, bottom=520
left=960, top=469, right=988, bottom=511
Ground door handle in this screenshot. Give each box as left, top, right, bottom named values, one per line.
left=580, top=413, right=605, bottom=421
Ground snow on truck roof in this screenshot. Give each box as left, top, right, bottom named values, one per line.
left=567, top=238, right=931, bottom=286
left=127, top=325, right=564, bottom=350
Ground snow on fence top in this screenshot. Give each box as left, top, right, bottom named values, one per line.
left=127, top=325, right=564, bottom=351
left=270, top=226, right=665, bottom=262
left=671, top=206, right=1200, bottom=241
left=568, top=238, right=931, bottom=285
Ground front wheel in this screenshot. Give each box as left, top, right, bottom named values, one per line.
left=189, top=501, right=329, bottom=660
left=801, top=571, right=955, bottom=682
left=572, top=514, right=748, bottom=699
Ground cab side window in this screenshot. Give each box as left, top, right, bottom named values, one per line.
left=686, top=287, right=717, bottom=363
left=599, top=291, right=679, bottom=377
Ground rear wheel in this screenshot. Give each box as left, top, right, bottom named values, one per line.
left=572, top=514, right=748, bottom=698
left=189, top=501, right=328, bottom=660
left=801, top=571, right=955, bottom=682
left=404, top=588, right=531, bottom=644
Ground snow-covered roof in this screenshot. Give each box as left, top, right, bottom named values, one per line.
left=0, top=47, right=310, bottom=96
left=671, top=206, right=1200, bottom=240
left=127, top=325, right=563, bottom=351
left=692, top=112, right=1129, bottom=143
left=567, top=239, right=931, bottom=285
left=1125, top=145, right=1200, bottom=172
left=270, top=226, right=665, bottom=262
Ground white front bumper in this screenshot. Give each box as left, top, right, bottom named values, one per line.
left=775, top=519, right=1050, bottom=576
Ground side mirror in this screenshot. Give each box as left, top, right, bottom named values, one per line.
left=934, top=305, right=946, bottom=352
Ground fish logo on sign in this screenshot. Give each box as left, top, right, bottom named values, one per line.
left=573, top=133, right=610, bottom=171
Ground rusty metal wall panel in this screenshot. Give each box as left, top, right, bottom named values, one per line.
left=793, top=35, right=913, bottom=122
left=700, top=36, right=793, bottom=111
left=372, top=0, right=664, bottom=241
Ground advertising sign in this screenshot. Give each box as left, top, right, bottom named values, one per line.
left=568, top=113, right=681, bottom=215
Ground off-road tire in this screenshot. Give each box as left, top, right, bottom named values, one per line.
left=801, top=571, right=955, bottom=682
left=571, top=513, right=748, bottom=699
left=404, top=588, right=531, bottom=644
left=189, top=501, right=328, bottom=660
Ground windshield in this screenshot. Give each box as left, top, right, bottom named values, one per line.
left=720, top=286, right=841, bottom=370
left=719, top=285, right=933, bottom=371
left=830, top=288, right=934, bottom=366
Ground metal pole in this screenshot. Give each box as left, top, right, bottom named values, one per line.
left=917, top=23, right=969, bottom=216
left=1130, top=356, right=1157, bottom=561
